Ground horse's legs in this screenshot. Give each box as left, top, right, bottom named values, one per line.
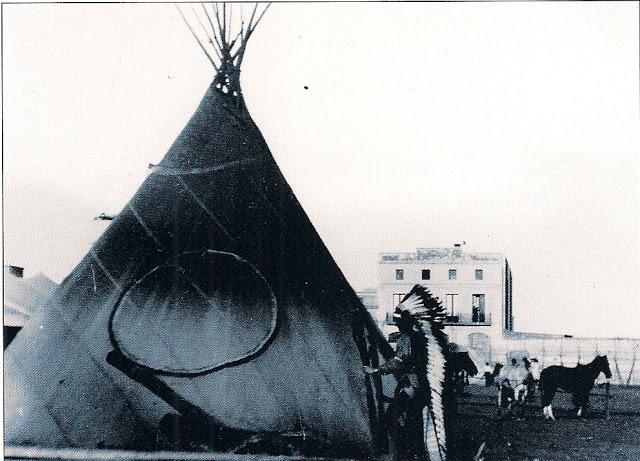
left=572, top=393, right=580, bottom=416
left=576, top=392, right=590, bottom=417
left=540, top=385, right=554, bottom=407
left=542, top=402, right=557, bottom=420
left=540, top=386, right=557, bottom=420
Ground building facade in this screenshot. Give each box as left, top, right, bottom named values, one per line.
left=356, top=287, right=379, bottom=320
left=357, top=246, right=640, bottom=384
left=374, top=244, right=513, bottom=359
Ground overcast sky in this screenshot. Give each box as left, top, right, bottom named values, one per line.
left=3, top=2, right=639, bottom=337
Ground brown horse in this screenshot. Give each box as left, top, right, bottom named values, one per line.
left=539, top=355, right=612, bottom=420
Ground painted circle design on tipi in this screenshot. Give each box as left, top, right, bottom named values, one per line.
left=110, top=250, right=278, bottom=375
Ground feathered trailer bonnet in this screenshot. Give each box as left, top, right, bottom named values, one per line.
left=394, top=285, right=447, bottom=331
left=392, top=284, right=451, bottom=461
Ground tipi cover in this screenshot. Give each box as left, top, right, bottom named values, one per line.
left=4, top=5, right=391, bottom=458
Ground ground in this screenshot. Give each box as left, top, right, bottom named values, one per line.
left=451, top=383, right=640, bottom=460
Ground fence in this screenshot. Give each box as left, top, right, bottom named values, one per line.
left=464, top=336, right=640, bottom=386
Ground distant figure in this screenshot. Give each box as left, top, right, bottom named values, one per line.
left=523, top=358, right=536, bottom=402
left=483, top=362, right=494, bottom=387
left=498, top=378, right=516, bottom=413
left=492, top=362, right=504, bottom=386
left=530, top=358, right=541, bottom=381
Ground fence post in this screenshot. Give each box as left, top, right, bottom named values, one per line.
left=627, top=346, right=637, bottom=387
left=605, top=381, right=610, bottom=420
left=613, top=339, right=624, bottom=385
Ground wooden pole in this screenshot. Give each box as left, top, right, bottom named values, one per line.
left=626, top=345, right=637, bottom=387
left=605, top=381, right=610, bottom=420
left=4, top=446, right=356, bottom=461
left=613, top=340, right=624, bottom=385
left=474, top=442, right=486, bottom=461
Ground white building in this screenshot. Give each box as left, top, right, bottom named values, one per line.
left=356, top=287, right=379, bottom=319
left=358, top=245, right=640, bottom=385
left=374, top=244, right=513, bottom=360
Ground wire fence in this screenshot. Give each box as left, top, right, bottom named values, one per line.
left=464, top=337, right=640, bottom=386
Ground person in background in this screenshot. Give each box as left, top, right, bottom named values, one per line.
left=483, top=362, right=494, bottom=387
left=523, top=357, right=536, bottom=402
left=530, top=358, right=541, bottom=382
left=526, top=358, right=541, bottom=401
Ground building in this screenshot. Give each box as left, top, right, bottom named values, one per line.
left=376, top=244, right=512, bottom=355
left=356, top=287, right=379, bottom=319
left=357, top=245, right=640, bottom=385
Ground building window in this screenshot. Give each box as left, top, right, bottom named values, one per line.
left=475, top=269, right=483, bottom=280
left=448, top=269, right=457, bottom=280
left=395, top=269, right=404, bottom=280
left=472, top=294, right=486, bottom=323
left=445, top=294, right=458, bottom=316
left=421, top=269, right=430, bottom=280
left=393, top=293, right=407, bottom=307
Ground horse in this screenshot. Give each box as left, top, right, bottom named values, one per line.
left=450, top=351, right=479, bottom=394
left=539, top=355, right=612, bottom=420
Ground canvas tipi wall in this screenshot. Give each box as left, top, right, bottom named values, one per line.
left=4, top=6, right=391, bottom=458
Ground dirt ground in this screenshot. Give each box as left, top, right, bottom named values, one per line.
left=451, top=384, right=640, bottom=461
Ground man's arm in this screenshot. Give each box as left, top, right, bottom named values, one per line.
left=364, top=335, right=411, bottom=375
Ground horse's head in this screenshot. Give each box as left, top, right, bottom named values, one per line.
left=596, top=355, right=612, bottom=380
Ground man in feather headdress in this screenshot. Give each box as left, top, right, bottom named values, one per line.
left=364, top=309, right=428, bottom=461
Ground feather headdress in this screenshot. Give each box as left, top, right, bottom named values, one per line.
left=395, top=285, right=451, bottom=461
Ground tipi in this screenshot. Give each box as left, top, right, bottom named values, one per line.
left=4, top=4, right=392, bottom=458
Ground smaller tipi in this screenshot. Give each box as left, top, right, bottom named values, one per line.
left=4, top=266, right=57, bottom=348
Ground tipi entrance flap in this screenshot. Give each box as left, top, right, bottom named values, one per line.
left=110, top=251, right=278, bottom=375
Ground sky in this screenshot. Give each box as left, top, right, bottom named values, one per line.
left=2, top=2, right=639, bottom=338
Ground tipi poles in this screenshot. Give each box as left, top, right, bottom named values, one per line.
left=175, top=3, right=271, bottom=95
left=201, top=5, right=223, bottom=57
left=175, top=5, right=218, bottom=71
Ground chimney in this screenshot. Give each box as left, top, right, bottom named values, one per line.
left=452, top=244, right=462, bottom=258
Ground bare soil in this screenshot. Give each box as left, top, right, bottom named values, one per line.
left=451, top=384, right=640, bottom=460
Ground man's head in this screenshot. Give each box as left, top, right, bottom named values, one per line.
left=393, top=310, right=415, bottom=333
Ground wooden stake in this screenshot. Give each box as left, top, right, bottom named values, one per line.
left=626, top=346, right=637, bottom=387
left=605, top=381, right=610, bottom=420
